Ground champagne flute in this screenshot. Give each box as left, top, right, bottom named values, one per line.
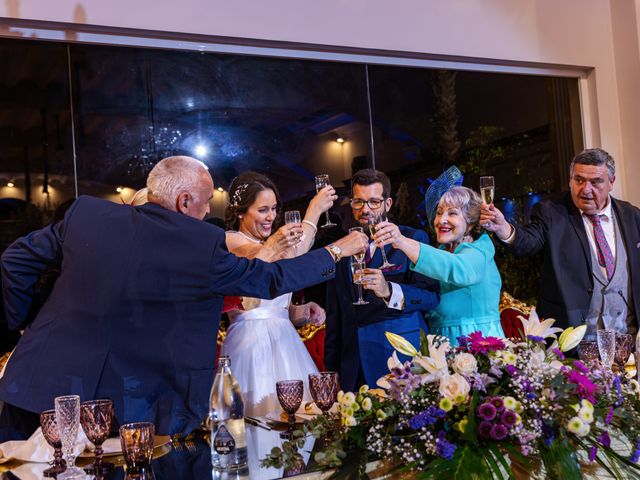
left=314, top=174, right=336, bottom=228
left=597, top=329, right=616, bottom=371
left=349, top=226, right=368, bottom=305
left=480, top=176, right=495, bottom=205
left=284, top=210, right=301, bottom=225
left=55, top=395, right=85, bottom=480
left=369, top=214, right=395, bottom=269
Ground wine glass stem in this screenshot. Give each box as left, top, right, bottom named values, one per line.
left=357, top=283, right=364, bottom=302
left=288, top=414, right=296, bottom=433
left=324, top=211, right=331, bottom=224
left=95, top=444, right=104, bottom=467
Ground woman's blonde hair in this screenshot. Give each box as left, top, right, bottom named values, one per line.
left=437, top=186, right=483, bottom=238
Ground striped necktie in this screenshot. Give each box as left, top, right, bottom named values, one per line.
left=587, top=214, right=614, bottom=280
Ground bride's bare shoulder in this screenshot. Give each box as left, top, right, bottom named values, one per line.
left=225, top=231, right=261, bottom=258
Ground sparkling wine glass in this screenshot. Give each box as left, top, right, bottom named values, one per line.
left=55, top=395, right=85, bottom=479
left=314, top=175, right=336, bottom=228
left=597, top=329, right=616, bottom=371
left=284, top=210, right=301, bottom=225
left=480, top=176, right=495, bottom=205
left=309, top=372, right=339, bottom=416
left=349, top=227, right=369, bottom=305
left=40, top=410, right=67, bottom=477
left=276, top=380, right=304, bottom=437
left=369, top=214, right=395, bottom=269
left=80, top=399, right=115, bottom=475
left=615, top=333, right=633, bottom=370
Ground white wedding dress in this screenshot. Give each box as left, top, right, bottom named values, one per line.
left=220, top=293, right=319, bottom=416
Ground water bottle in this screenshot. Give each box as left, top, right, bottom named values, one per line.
left=209, top=355, right=248, bottom=471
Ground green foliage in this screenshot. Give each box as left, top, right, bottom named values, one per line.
left=539, top=437, right=582, bottom=480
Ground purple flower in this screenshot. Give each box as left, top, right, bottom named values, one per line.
left=505, top=365, right=518, bottom=376
left=388, top=362, right=422, bottom=401
left=471, top=373, right=496, bottom=393
left=565, top=369, right=596, bottom=403
left=605, top=407, right=615, bottom=424
left=479, top=421, right=493, bottom=438
left=407, top=406, right=446, bottom=430
left=500, top=410, right=517, bottom=427
left=632, top=436, right=640, bottom=463
left=597, top=431, right=611, bottom=448
left=527, top=335, right=545, bottom=343
left=573, top=360, right=589, bottom=373
left=489, top=365, right=504, bottom=378
left=613, top=376, right=623, bottom=407
left=491, top=397, right=505, bottom=412
left=552, top=347, right=565, bottom=360
left=541, top=423, right=555, bottom=447
left=436, top=431, right=457, bottom=460
left=589, top=445, right=598, bottom=462
left=490, top=424, right=508, bottom=440
left=478, top=402, right=497, bottom=421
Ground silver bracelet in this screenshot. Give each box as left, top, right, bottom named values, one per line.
left=302, top=219, right=318, bottom=234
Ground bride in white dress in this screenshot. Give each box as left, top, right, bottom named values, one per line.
left=220, top=171, right=336, bottom=416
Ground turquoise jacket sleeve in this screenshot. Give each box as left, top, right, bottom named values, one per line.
left=410, top=235, right=494, bottom=287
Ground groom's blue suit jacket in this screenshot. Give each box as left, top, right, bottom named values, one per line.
left=0, top=196, right=336, bottom=434
left=325, top=226, right=439, bottom=392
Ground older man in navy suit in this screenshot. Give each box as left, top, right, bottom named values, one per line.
left=325, top=169, right=439, bottom=391
left=0, top=156, right=367, bottom=440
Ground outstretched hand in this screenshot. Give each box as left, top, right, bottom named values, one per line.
left=332, top=231, right=368, bottom=258
left=372, top=221, right=405, bottom=249
left=479, top=204, right=513, bottom=240
left=264, top=223, right=304, bottom=253
left=308, top=185, right=338, bottom=216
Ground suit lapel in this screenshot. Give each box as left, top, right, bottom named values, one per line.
left=566, top=195, right=593, bottom=272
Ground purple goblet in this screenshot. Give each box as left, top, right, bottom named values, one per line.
left=309, top=372, right=339, bottom=415
left=40, top=409, right=67, bottom=477
left=615, top=333, right=633, bottom=368
left=276, top=380, right=304, bottom=436
left=578, top=340, right=600, bottom=364
left=80, top=399, right=115, bottom=475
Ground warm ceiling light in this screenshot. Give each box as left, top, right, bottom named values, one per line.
left=6, top=182, right=14, bottom=187
left=116, top=186, right=123, bottom=193
left=336, top=137, right=345, bottom=143
left=217, top=187, right=224, bottom=192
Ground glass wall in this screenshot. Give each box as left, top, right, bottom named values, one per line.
left=0, top=37, right=583, bottom=352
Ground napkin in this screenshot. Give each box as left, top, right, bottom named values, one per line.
left=0, top=426, right=89, bottom=463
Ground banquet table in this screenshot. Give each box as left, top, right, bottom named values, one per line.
left=0, top=420, right=628, bottom=479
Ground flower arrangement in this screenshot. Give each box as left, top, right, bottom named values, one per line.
left=262, top=311, right=640, bottom=479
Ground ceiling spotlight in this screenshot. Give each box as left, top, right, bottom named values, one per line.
left=116, top=186, right=123, bottom=193
left=336, top=137, right=345, bottom=144
left=217, top=187, right=224, bottom=192
left=194, top=144, right=208, bottom=157
left=7, top=182, right=14, bottom=187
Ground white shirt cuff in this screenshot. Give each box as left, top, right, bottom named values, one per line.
left=384, top=282, right=404, bottom=310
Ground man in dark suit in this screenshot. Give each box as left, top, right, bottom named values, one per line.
left=325, top=169, right=439, bottom=392
left=481, top=148, right=640, bottom=334
left=0, top=156, right=367, bottom=440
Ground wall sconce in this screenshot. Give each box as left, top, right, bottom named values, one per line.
left=336, top=136, right=345, bottom=144
left=7, top=182, right=14, bottom=188
left=217, top=187, right=224, bottom=192
left=116, top=186, right=123, bottom=193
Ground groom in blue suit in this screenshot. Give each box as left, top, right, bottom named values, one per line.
left=0, top=156, right=367, bottom=441
left=325, top=169, right=439, bottom=391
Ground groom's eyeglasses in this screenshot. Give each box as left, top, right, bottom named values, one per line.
left=350, top=198, right=385, bottom=210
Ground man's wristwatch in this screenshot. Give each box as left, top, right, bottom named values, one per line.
left=326, top=243, right=342, bottom=263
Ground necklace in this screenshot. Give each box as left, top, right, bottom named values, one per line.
left=237, top=230, right=264, bottom=244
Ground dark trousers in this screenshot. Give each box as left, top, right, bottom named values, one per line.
left=0, top=402, right=40, bottom=441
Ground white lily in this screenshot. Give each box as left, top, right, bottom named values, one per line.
left=518, top=307, right=563, bottom=339
left=558, top=325, right=587, bottom=352
left=385, top=332, right=418, bottom=357
left=412, top=335, right=450, bottom=383
left=376, top=351, right=403, bottom=389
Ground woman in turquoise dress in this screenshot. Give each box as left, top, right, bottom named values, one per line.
left=368, top=186, right=503, bottom=346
